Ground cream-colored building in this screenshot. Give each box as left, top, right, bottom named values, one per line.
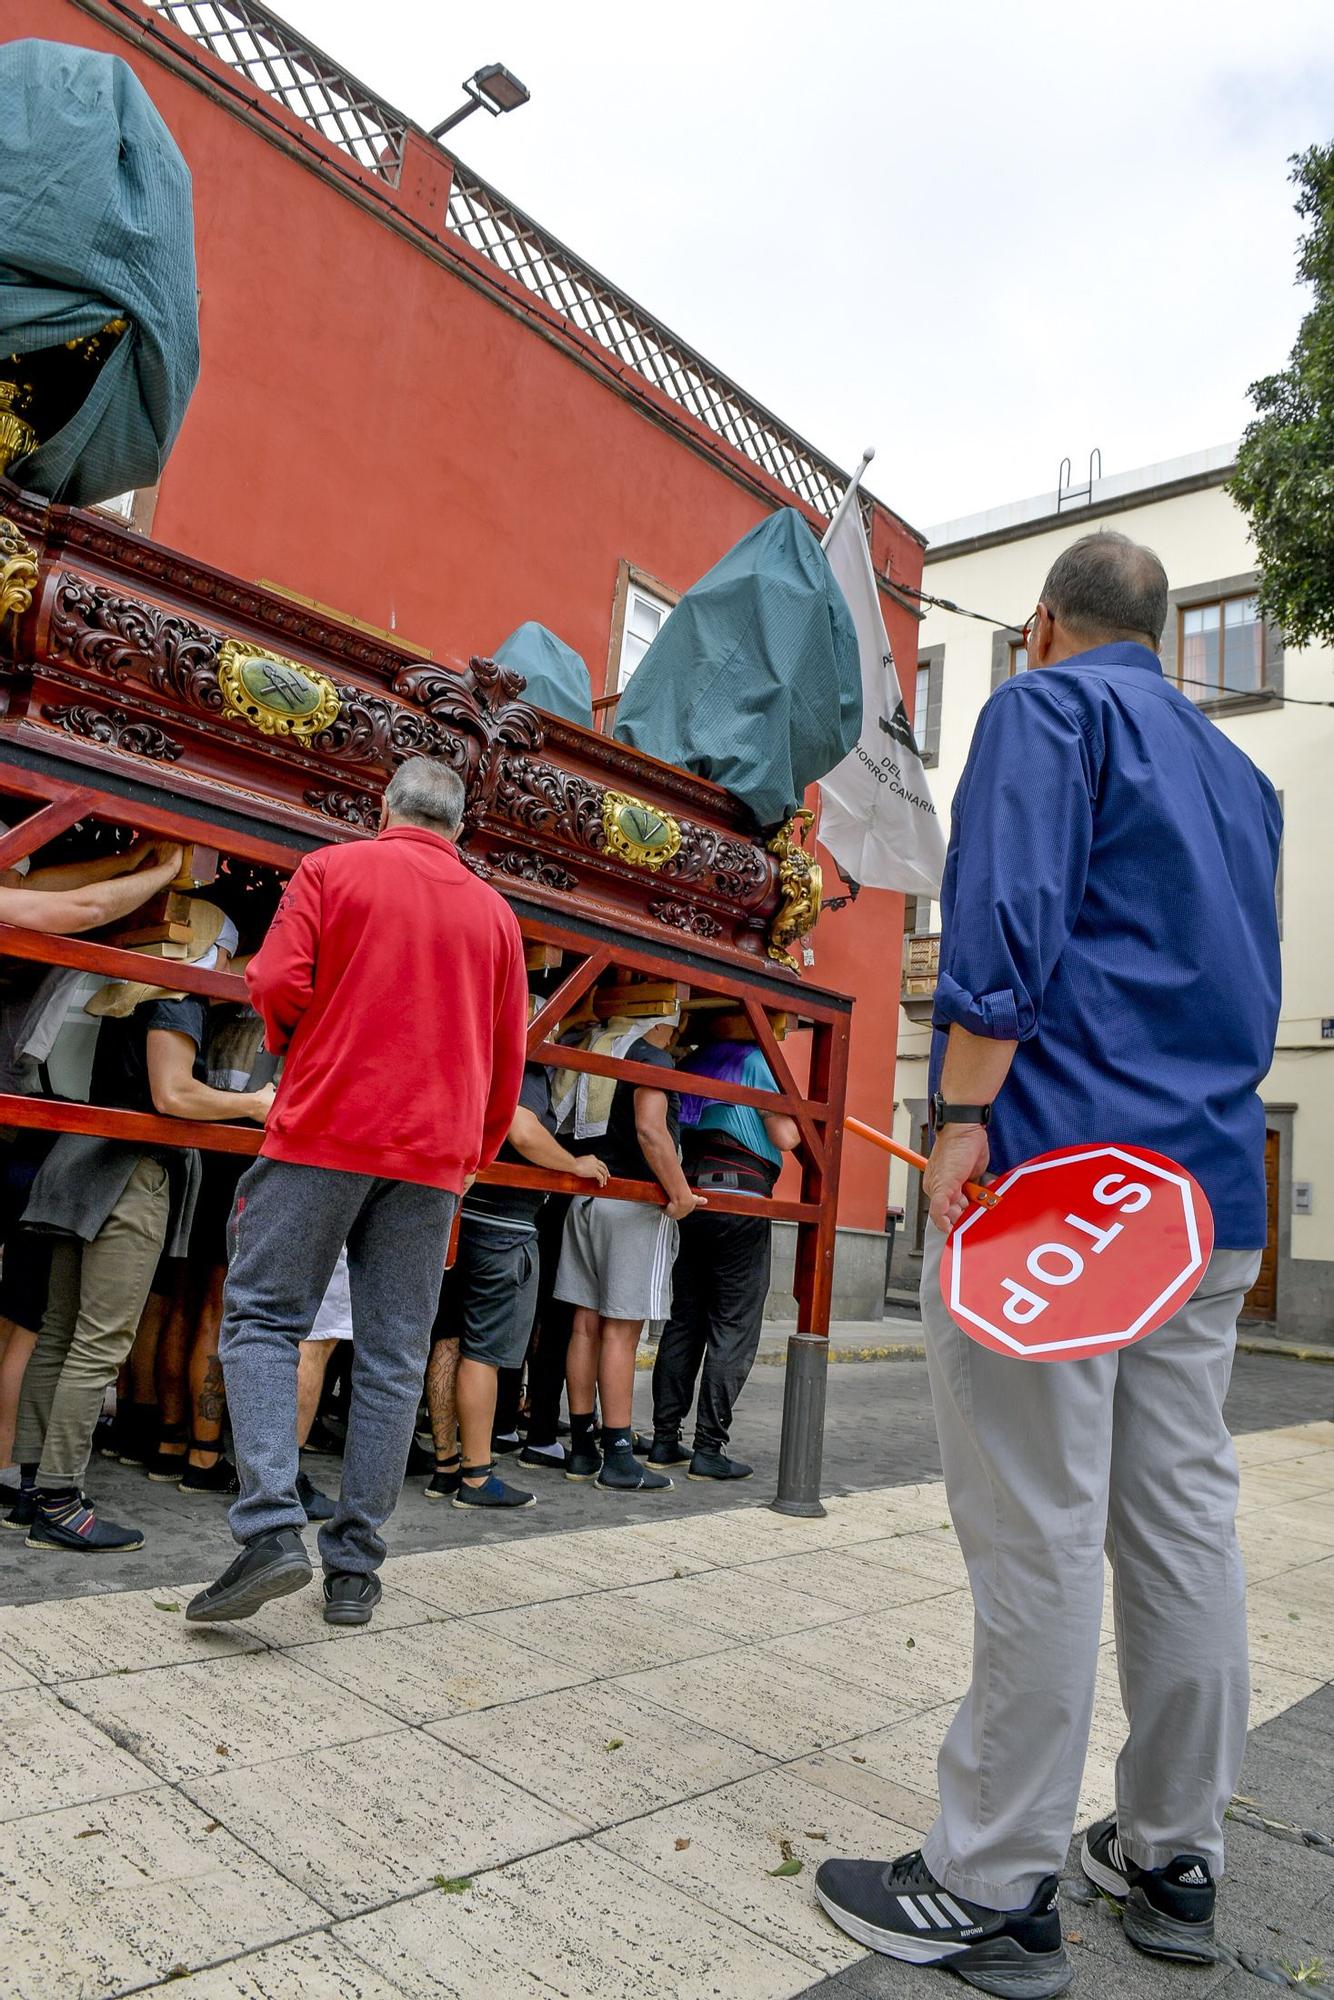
left=889, top=445, right=1334, bottom=1343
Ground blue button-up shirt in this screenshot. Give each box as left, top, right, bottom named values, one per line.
left=930, top=642, right=1282, bottom=1246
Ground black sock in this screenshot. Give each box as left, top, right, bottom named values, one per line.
left=570, top=1412, right=596, bottom=1444
left=37, top=1484, right=77, bottom=1503
left=601, top=1425, right=633, bottom=1453
left=18, top=1461, right=37, bottom=1490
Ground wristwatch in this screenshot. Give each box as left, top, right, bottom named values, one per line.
left=932, top=1093, right=992, bottom=1129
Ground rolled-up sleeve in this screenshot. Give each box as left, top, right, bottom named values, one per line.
left=932, top=681, right=1095, bottom=1043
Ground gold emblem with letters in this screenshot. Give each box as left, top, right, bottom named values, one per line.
left=217, top=639, right=341, bottom=740
left=601, top=791, right=682, bottom=871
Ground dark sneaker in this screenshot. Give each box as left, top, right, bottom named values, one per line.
left=564, top=1441, right=603, bottom=1482
left=632, top=1430, right=654, bottom=1456
left=648, top=1434, right=691, bottom=1469
left=492, top=1430, right=522, bottom=1455
left=27, top=1492, right=145, bottom=1554
left=323, top=1571, right=381, bottom=1626
left=1080, top=1817, right=1216, bottom=1963
left=454, top=1471, right=536, bottom=1510
left=185, top=1527, right=312, bottom=1623
left=519, top=1440, right=567, bottom=1471
left=815, top=1850, right=1069, bottom=1997
left=597, top=1441, right=672, bottom=1492
left=425, top=1458, right=462, bottom=1501
left=688, top=1447, right=753, bottom=1481
left=146, top=1448, right=187, bottom=1484
left=2, top=1488, right=36, bottom=1533
left=296, top=1469, right=336, bottom=1520
left=180, top=1455, right=241, bottom=1496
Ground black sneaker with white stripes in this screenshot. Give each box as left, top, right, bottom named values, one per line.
left=815, top=1849, right=1070, bottom=1997
left=1080, top=1816, right=1216, bottom=1962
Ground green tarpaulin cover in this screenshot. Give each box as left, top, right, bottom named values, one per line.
left=494, top=621, right=594, bottom=728
left=0, top=40, right=199, bottom=505
left=612, top=509, right=861, bottom=829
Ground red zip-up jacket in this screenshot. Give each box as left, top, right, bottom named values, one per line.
left=248, top=825, right=527, bottom=1193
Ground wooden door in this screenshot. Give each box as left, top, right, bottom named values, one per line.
left=1242, top=1129, right=1280, bottom=1320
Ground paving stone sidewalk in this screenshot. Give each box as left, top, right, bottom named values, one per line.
left=1, top=1419, right=1332, bottom=1999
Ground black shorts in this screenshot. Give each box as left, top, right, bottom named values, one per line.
left=431, top=1215, right=539, bottom=1369
left=0, top=1137, right=54, bottom=1332
left=0, top=1227, right=51, bottom=1334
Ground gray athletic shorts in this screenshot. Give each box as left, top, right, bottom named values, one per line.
left=554, top=1195, right=679, bottom=1323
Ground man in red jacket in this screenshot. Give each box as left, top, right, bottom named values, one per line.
left=187, top=759, right=527, bottom=1630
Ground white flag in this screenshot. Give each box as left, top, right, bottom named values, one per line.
left=817, top=498, right=946, bottom=896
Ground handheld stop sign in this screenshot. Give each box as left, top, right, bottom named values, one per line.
left=939, top=1144, right=1214, bottom=1362
left=847, top=1123, right=1215, bottom=1364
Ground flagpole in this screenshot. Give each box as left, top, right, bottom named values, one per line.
left=821, top=445, right=876, bottom=550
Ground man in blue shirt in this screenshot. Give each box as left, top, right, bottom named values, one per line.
left=649, top=1012, right=798, bottom=1479
left=818, top=532, right=1281, bottom=1994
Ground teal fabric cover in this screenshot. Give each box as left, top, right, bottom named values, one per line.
left=494, top=621, right=594, bottom=728
left=0, top=40, right=199, bottom=504
left=612, top=509, right=861, bottom=829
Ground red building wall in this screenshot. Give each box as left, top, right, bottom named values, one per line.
left=20, top=0, right=922, bottom=1234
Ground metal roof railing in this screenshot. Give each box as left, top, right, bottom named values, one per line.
left=445, top=167, right=848, bottom=517
left=143, top=0, right=408, bottom=183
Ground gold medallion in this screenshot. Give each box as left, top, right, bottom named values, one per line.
left=217, top=639, right=340, bottom=740
left=601, top=790, right=682, bottom=870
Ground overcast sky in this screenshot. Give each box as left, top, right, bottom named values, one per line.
left=282, top=0, right=1332, bottom=536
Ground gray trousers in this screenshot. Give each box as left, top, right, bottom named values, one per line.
left=219, top=1156, right=457, bottom=1575
left=919, top=1224, right=1260, bottom=1909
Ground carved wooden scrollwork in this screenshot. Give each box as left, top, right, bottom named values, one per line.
left=50, top=575, right=223, bottom=710
left=647, top=899, right=724, bottom=940
left=487, top=849, right=579, bottom=892
left=393, top=656, right=544, bottom=835
left=303, top=784, right=380, bottom=829
left=44, top=702, right=184, bottom=762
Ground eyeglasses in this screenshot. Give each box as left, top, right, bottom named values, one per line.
left=1020, top=605, right=1045, bottom=648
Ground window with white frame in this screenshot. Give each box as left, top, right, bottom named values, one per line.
left=617, top=582, right=673, bottom=690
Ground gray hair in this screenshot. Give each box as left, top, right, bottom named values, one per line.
left=383, top=757, right=466, bottom=836
left=1040, top=531, right=1169, bottom=647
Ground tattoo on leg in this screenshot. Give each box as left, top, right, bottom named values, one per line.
left=198, top=1355, right=225, bottom=1430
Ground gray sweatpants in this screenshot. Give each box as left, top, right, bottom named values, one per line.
left=219, top=1157, right=457, bottom=1576
left=919, top=1224, right=1260, bottom=1910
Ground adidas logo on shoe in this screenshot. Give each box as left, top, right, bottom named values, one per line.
left=1178, top=1865, right=1208, bottom=1886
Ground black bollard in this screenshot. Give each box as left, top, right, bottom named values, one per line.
left=771, top=1331, right=829, bottom=1518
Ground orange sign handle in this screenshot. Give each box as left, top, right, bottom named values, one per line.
left=846, top=1115, right=1000, bottom=1210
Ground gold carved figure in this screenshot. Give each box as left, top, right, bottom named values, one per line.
left=0, top=518, right=38, bottom=628
left=767, top=809, right=822, bottom=969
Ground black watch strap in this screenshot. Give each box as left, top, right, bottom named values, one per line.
left=932, top=1094, right=992, bottom=1128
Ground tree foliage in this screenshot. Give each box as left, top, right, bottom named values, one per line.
left=1229, top=143, right=1334, bottom=649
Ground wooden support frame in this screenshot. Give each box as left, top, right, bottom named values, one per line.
left=0, top=755, right=852, bottom=1339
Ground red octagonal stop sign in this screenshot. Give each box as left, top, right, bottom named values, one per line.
left=940, top=1144, right=1215, bottom=1362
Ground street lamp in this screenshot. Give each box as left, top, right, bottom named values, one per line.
left=430, top=64, right=531, bottom=140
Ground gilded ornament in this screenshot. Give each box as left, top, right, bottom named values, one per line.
left=0, top=383, right=36, bottom=478
left=601, top=790, right=682, bottom=871
left=217, top=638, right=341, bottom=740
left=767, top=809, right=822, bottom=969
left=0, top=516, right=38, bottom=627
